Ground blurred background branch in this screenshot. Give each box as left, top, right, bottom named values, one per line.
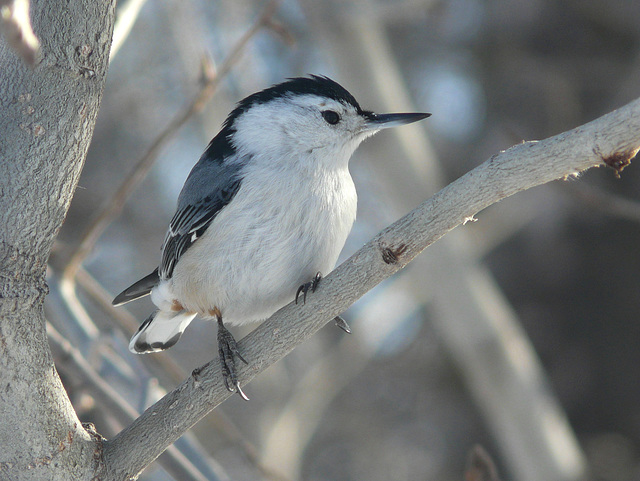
left=0, top=0, right=40, bottom=65
left=110, top=0, right=150, bottom=61
left=465, top=445, right=502, bottom=481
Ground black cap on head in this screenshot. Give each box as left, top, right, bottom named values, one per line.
left=223, top=75, right=364, bottom=130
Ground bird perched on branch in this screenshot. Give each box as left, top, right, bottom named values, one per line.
left=113, top=75, right=430, bottom=399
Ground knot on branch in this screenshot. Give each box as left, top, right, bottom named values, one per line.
left=83, top=423, right=106, bottom=478
left=380, top=243, right=408, bottom=265
left=602, top=148, right=638, bottom=178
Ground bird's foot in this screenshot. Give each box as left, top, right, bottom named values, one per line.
left=295, top=274, right=350, bottom=333
left=217, top=317, right=249, bottom=401
left=296, top=272, right=322, bottom=305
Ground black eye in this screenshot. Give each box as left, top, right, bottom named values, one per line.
left=322, top=110, right=340, bottom=125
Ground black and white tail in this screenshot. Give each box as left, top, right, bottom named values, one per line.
left=129, top=310, right=197, bottom=354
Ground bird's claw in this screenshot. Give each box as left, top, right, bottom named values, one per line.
left=296, top=272, right=322, bottom=304
left=217, top=318, right=249, bottom=401
left=334, top=315, right=351, bottom=334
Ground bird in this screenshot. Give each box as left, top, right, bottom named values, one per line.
left=113, top=75, right=430, bottom=399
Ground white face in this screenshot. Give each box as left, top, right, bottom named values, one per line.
left=230, top=94, right=377, bottom=170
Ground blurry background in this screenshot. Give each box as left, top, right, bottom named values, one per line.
left=45, top=0, right=640, bottom=480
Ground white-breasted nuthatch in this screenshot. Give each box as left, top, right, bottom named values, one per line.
left=113, top=75, right=430, bottom=399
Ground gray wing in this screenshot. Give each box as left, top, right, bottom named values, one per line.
left=159, top=153, right=245, bottom=280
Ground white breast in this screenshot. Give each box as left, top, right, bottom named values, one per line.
left=165, top=160, right=357, bottom=326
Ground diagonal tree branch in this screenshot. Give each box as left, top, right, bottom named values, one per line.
left=102, top=97, right=640, bottom=479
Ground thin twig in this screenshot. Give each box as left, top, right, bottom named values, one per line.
left=101, top=97, right=640, bottom=480
left=110, top=0, right=149, bottom=61
left=62, top=0, right=282, bottom=285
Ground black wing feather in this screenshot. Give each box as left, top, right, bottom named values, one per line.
left=112, top=268, right=160, bottom=306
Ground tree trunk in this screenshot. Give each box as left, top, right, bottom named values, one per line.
left=0, top=1, right=115, bottom=479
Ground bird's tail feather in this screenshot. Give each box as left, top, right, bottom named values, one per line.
left=129, top=309, right=197, bottom=354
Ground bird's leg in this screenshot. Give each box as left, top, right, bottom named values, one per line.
left=295, top=271, right=322, bottom=304
left=217, top=316, right=249, bottom=401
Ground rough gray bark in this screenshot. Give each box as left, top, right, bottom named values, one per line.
left=0, top=1, right=115, bottom=480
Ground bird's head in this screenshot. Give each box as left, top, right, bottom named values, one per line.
left=223, top=75, right=430, bottom=170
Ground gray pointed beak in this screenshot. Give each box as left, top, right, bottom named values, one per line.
left=364, top=111, right=431, bottom=131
